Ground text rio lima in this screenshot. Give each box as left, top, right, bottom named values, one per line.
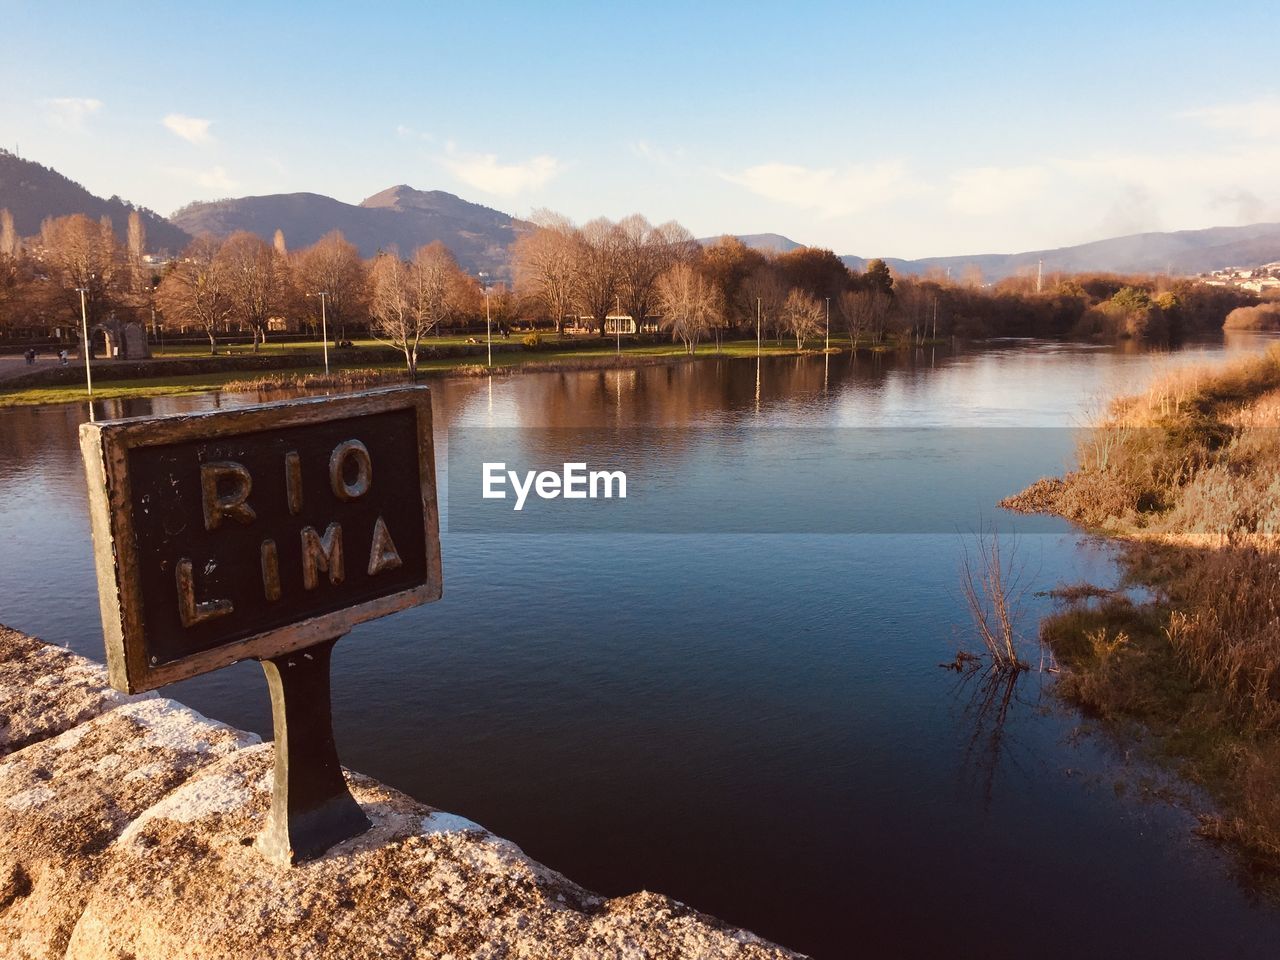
left=180, top=439, right=404, bottom=627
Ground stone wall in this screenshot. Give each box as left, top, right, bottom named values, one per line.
left=0, top=626, right=803, bottom=959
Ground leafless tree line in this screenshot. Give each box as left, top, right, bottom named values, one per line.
left=0, top=211, right=485, bottom=360
left=511, top=210, right=911, bottom=353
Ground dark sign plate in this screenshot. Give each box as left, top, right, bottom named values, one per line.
left=80, top=387, right=441, bottom=693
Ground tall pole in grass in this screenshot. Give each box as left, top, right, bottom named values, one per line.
left=747, top=296, right=757, bottom=358
left=316, top=292, right=330, bottom=375
left=478, top=272, right=492, bottom=368
left=75, top=286, right=92, bottom=396
left=824, top=297, right=830, bottom=353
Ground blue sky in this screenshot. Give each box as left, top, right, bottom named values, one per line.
left=2, top=1, right=1278, bottom=258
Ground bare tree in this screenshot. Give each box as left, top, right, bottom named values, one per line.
left=960, top=529, right=1029, bottom=672
left=512, top=210, right=579, bottom=335
left=656, top=262, right=722, bottom=354
left=294, top=230, right=368, bottom=342
left=273, top=229, right=288, bottom=256
left=218, top=231, right=283, bottom=350
left=744, top=264, right=787, bottom=343
left=575, top=217, right=624, bottom=336
left=617, top=214, right=697, bottom=332
left=702, top=236, right=769, bottom=331
left=781, top=288, right=824, bottom=349
left=409, top=242, right=466, bottom=341
left=0, top=213, right=27, bottom=331
left=126, top=211, right=145, bottom=263
left=839, top=288, right=891, bottom=346
left=156, top=235, right=229, bottom=354
left=368, top=252, right=422, bottom=377
left=0, top=209, right=17, bottom=259
left=39, top=213, right=121, bottom=329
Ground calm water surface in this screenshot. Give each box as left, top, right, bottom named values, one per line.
left=3, top=337, right=1280, bottom=958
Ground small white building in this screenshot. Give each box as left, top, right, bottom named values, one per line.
left=604, top=313, right=636, bottom=335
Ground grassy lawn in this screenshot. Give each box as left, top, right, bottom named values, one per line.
left=151, top=335, right=479, bottom=357
left=0, top=336, right=889, bottom=408
left=148, top=332, right=879, bottom=358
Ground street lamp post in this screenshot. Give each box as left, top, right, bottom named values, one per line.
left=75, top=286, right=92, bottom=396
left=478, top=272, right=492, bottom=368
left=316, top=292, right=330, bottom=375
left=747, top=296, right=757, bottom=358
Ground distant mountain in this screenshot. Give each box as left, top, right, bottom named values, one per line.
left=0, top=149, right=190, bottom=254
left=842, top=223, right=1280, bottom=281
left=171, top=185, right=525, bottom=276
left=699, top=232, right=804, bottom=255
left=707, top=223, right=1280, bottom=281
left=11, top=149, right=1279, bottom=282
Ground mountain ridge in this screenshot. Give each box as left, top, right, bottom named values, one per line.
left=707, top=223, right=1280, bottom=280
left=171, top=185, right=524, bottom=276
left=5, top=151, right=1280, bottom=281
left=0, top=150, right=190, bottom=253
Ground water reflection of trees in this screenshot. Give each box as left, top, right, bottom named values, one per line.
left=0, top=394, right=250, bottom=503
left=949, top=663, right=1044, bottom=806
left=438, top=351, right=930, bottom=430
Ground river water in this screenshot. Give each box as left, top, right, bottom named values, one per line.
left=3, top=337, right=1280, bottom=958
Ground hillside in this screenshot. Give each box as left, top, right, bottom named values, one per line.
left=8, top=149, right=1279, bottom=282
left=706, top=223, right=1280, bottom=281
left=699, top=232, right=803, bottom=254
left=845, top=222, right=1280, bottom=281
left=0, top=149, right=190, bottom=253
left=171, top=185, right=525, bottom=277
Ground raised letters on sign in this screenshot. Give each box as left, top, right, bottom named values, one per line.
left=79, top=388, right=441, bottom=694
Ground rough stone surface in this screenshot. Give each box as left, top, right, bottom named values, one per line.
left=0, top=626, right=803, bottom=959
left=0, top=627, right=140, bottom=757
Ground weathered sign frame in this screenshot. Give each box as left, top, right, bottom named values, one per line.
left=79, top=386, right=442, bottom=695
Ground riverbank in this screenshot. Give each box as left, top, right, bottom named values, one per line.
left=0, top=335, right=925, bottom=408
left=0, top=624, right=800, bottom=959
left=1003, top=343, right=1280, bottom=886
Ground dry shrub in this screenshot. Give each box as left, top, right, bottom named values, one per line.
left=1224, top=303, right=1280, bottom=332
left=1198, top=740, right=1280, bottom=867
left=1018, top=344, right=1280, bottom=875
left=1039, top=595, right=1176, bottom=721
left=222, top=369, right=404, bottom=392
left=1161, top=542, right=1280, bottom=731
left=1054, top=627, right=1136, bottom=720
left=960, top=530, right=1029, bottom=671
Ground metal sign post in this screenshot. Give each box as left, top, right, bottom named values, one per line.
left=79, top=387, right=442, bottom=864
left=258, top=637, right=370, bottom=863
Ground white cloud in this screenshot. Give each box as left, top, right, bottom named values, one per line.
left=439, top=143, right=561, bottom=196
left=1181, top=97, right=1280, bottom=139
left=720, top=161, right=926, bottom=218
left=948, top=165, right=1050, bottom=216
left=396, top=124, right=433, bottom=142
left=629, top=140, right=683, bottom=169
left=46, top=97, right=102, bottom=130
left=162, top=165, right=239, bottom=194
left=1057, top=144, right=1280, bottom=195
left=163, top=114, right=214, bottom=145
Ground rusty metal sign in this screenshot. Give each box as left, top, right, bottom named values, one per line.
left=79, top=386, right=442, bottom=864
left=79, top=386, right=442, bottom=695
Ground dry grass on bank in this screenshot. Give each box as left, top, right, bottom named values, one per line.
left=221, top=369, right=405, bottom=392
left=219, top=353, right=714, bottom=395
left=1005, top=343, right=1280, bottom=875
